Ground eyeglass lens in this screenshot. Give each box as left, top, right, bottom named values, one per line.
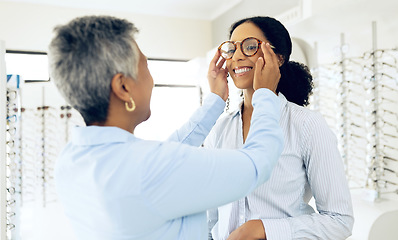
left=219, top=38, right=260, bottom=59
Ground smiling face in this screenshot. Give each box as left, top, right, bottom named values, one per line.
left=227, top=22, right=271, bottom=90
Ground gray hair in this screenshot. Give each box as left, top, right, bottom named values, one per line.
left=48, top=15, right=139, bottom=124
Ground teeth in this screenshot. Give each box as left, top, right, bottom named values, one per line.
left=235, top=67, right=251, bottom=74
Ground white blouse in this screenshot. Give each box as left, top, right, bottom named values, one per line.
left=206, top=93, right=354, bottom=240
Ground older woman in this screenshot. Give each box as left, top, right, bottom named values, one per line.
left=49, top=15, right=283, bottom=240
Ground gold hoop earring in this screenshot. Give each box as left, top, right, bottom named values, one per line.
left=125, top=97, right=136, bottom=112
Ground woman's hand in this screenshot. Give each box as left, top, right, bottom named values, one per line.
left=207, top=50, right=229, bottom=101
left=253, top=42, right=281, bottom=94
left=227, top=220, right=266, bottom=240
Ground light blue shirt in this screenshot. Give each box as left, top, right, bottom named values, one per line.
left=206, top=93, right=354, bottom=240
left=55, top=89, right=283, bottom=240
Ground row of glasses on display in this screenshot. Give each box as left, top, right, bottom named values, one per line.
left=4, top=87, right=84, bottom=239
left=5, top=87, right=21, bottom=239
left=315, top=48, right=398, bottom=198
left=363, top=48, right=398, bottom=198
left=19, top=104, right=84, bottom=207
left=323, top=57, right=370, bottom=188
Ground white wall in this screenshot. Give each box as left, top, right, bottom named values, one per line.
left=210, top=0, right=299, bottom=48
left=0, top=1, right=212, bottom=60
left=289, top=0, right=398, bottom=64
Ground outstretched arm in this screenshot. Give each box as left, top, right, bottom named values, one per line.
left=144, top=44, right=283, bottom=220
left=167, top=50, right=228, bottom=146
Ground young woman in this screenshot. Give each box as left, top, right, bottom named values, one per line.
left=49, top=15, right=284, bottom=240
left=206, top=16, right=354, bottom=240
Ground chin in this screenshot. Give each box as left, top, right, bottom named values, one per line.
left=232, top=78, right=253, bottom=90
left=143, top=110, right=151, bottom=122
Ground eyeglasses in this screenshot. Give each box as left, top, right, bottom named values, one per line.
left=218, top=37, right=275, bottom=60
left=6, top=90, right=17, bottom=101
left=60, top=105, right=72, bottom=110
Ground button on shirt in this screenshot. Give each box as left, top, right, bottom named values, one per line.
left=206, top=93, right=354, bottom=240
left=55, top=90, right=284, bottom=240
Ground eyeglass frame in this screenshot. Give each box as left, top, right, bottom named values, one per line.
left=218, top=37, right=275, bottom=60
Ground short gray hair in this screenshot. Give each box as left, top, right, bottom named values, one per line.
left=48, top=15, right=139, bottom=124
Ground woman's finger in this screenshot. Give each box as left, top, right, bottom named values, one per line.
left=254, top=56, right=265, bottom=88
left=208, top=50, right=222, bottom=78
left=261, top=42, right=278, bottom=67
left=215, top=57, right=226, bottom=70
left=210, top=50, right=221, bottom=68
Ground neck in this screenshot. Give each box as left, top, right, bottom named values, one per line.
left=241, top=89, right=255, bottom=143
left=242, top=89, right=255, bottom=114
left=90, top=116, right=137, bottom=134
left=91, top=95, right=139, bottom=134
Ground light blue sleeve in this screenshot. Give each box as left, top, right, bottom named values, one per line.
left=166, top=92, right=225, bottom=147
left=142, top=88, right=284, bottom=220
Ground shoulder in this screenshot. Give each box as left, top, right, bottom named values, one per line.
left=217, top=110, right=238, bottom=125
left=204, top=110, right=240, bottom=148
left=209, top=108, right=239, bottom=133
left=285, top=101, right=328, bottom=131
left=128, top=139, right=189, bottom=179
left=284, top=101, right=336, bottom=153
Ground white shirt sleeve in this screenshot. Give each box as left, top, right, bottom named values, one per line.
left=262, top=112, right=354, bottom=240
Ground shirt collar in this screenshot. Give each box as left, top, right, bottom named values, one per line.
left=231, top=92, right=288, bottom=117
left=70, top=126, right=136, bottom=146
left=278, top=92, right=288, bottom=111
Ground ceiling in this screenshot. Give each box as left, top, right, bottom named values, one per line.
left=1, top=0, right=246, bottom=20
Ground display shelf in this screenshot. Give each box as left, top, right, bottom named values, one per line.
left=1, top=39, right=7, bottom=240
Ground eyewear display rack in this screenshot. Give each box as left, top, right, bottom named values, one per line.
left=1, top=43, right=22, bottom=239
left=18, top=98, right=84, bottom=209
left=1, top=39, right=7, bottom=240
left=313, top=22, right=398, bottom=201
left=22, top=102, right=83, bottom=208
left=1, top=47, right=85, bottom=240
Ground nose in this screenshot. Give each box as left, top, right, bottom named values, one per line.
left=232, top=44, right=245, bottom=61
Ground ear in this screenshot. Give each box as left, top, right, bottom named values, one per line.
left=110, top=73, right=134, bottom=102
left=277, top=54, right=285, bottom=67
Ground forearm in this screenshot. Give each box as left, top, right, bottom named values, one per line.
left=239, top=88, right=283, bottom=188
left=167, top=92, right=225, bottom=146
left=146, top=90, right=283, bottom=220
left=261, top=212, right=354, bottom=240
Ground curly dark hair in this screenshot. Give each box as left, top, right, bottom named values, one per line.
left=229, top=16, right=313, bottom=106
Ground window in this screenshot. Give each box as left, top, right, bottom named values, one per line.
left=134, top=59, right=202, bottom=140
left=5, top=50, right=49, bottom=82
left=5, top=51, right=203, bottom=141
